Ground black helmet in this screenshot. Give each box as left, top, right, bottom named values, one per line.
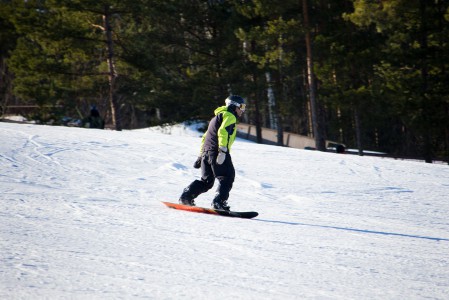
left=225, top=95, right=246, bottom=111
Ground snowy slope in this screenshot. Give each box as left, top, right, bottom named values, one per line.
left=1, top=122, right=448, bottom=300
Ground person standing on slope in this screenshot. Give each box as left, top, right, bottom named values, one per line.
left=179, top=95, right=246, bottom=211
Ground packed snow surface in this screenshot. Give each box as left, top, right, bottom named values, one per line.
left=1, top=122, right=448, bottom=299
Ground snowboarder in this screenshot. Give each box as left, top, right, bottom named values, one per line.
left=179, top=95, right=246, bottom=211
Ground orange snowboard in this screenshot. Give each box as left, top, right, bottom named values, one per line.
left=162, top=202, right=258, bottom=219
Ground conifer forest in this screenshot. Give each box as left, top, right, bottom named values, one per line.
left=1, top=0, right=448, bottom=163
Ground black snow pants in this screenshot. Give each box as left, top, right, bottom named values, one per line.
left=184, top=150, right=235, bottom=202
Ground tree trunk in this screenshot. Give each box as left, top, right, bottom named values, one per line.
left=249, top=41, right=263, bottom=144
left=419, top=0, right=432, bottom=163
left=265, top=71, right=277, bottom=130
left=104, top=5, right=122, bottom=131
left=265, top=71, right=283, bottom=146
left=252, top=73, right=263, bottom=144
left=303, top=0, right=326, bottom=151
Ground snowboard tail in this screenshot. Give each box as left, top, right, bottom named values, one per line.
left=162, top=202, right=258, bottom=219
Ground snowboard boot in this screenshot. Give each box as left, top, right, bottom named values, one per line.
left=211, top=194, right=230, bottom=211
left=179, top=188, right=196, bottom=206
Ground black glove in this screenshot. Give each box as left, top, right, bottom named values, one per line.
left=193, top=157, right=201, bottom=169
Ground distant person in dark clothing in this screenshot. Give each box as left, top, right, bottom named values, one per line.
left=336, top=144, right=346, bottom=154
left=84, top=105, right=105, bottom=129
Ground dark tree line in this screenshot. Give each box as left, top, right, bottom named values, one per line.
left=1, top=0, right=448, bottom=162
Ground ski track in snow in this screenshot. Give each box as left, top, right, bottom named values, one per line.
left=1, top=122, right=449, bottom=300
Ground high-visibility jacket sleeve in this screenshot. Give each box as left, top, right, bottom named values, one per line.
left=217, top=111, right=237, bottom=152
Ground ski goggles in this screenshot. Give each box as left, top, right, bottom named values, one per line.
left=231, top=102, right=246, bottom=112
left=226, top=99, right=247, bottom=112
left=238, top=103, right=246, bottom=112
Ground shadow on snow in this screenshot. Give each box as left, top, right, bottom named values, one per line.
left=255, top=219, right=449, bottom=242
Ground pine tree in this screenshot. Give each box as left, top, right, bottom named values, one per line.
left=347, top=0, right=449, bottom=162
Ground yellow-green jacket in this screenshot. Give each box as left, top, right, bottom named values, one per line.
left=200, top=106, right=238, bottom=154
